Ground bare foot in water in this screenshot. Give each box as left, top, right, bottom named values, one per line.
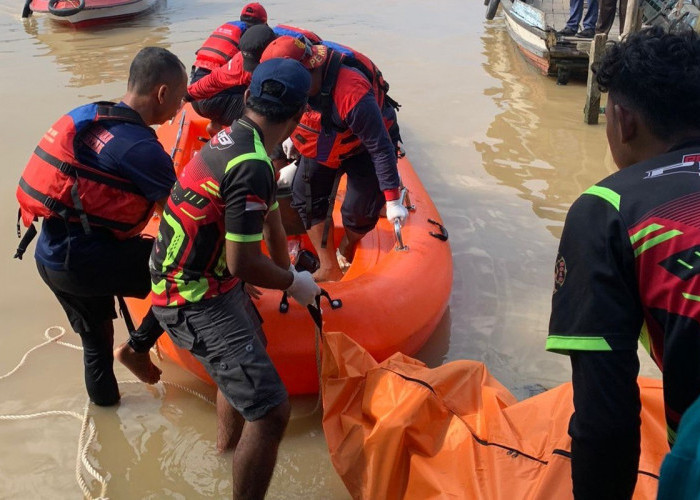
left=114, top=343, right=162, bottom=384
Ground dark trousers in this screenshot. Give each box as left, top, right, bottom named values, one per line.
left=566, top=0, right=599, bottom=30
left=36, top=236, right=162, bottom=406
left=597, top=0, right=627, bottom=34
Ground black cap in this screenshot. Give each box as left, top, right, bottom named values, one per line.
left=239, top=24, right=276, bottom=73
left=249, top=58, right=311, bottom=108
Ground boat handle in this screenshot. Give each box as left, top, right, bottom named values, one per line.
left=428, top=219, right=449, bottom=241
left=279, top=288, right=342, bottom=314
left=393, top=187, right=411, bottom=251
left=394, top=219, right=407, bottom=251
left=170, top=109, right=186, bottom=159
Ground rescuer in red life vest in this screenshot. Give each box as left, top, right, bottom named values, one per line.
left=188, top=2, right=268, bottom=137
left=259, top=36, right=407, bottom=282
left=16, top=47, right=188, bottom=406
left=185, top=23, right=322, bottom=137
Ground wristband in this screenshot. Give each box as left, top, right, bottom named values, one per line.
left=383, top=187, right=400, bottom=201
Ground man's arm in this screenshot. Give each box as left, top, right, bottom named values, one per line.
left=225, top=239, right=293, bottom=290
left=569, top=350, right=641, bottom=500
left=263, top=205, right=291, bottom=270
left=120, top=139, right=177, bottom=203
left=223, top=157, right=292, bottom=289
left=547, top=193, right=644, bottom=499
left=344, top=91, right=399, bottom=199
left=188, top=53, right=250, bottom=101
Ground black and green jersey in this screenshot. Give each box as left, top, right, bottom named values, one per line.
left=150, top=116, right=278, bottom=307
left=548, top=141, right=700, bottom=444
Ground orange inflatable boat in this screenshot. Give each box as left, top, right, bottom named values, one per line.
left=321, top=330, right=667, bottom=500
left=125, top=104, right=453, bottom=395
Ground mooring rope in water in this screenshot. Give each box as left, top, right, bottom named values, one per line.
left=0, top=326, right=215, bottom=499
left=0, top=325, right=78, bottom=380
left=0, top=400, right=107, bottom=499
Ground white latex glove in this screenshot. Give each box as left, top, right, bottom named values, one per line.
left=277, top=161, right=298, bottom=189
left=282, top=137, right=297, bottom=159
left=385, top=199, right=408, bottom=225
left=286, top=268, right=321, bottom=307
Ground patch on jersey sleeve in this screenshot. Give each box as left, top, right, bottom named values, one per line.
left=553, top=255, right=567, bottom=293
left=244, top=194, right=268, bottom=212
left=210, top=130, right=235, bottom=150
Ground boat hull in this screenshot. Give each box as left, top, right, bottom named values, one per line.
left=499, top=0, right=591, bottom=78
left=126, top=105, right=453, bottom=395
left=29, top=0, right=157, bottom=27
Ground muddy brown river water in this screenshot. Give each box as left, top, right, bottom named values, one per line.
left=0, top=1, right=659, bottom=497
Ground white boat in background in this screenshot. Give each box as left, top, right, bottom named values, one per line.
left=25, top=0, right=158, bottom=27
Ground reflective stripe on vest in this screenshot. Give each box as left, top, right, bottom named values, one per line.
left=194, top=21, right=247, bottom=71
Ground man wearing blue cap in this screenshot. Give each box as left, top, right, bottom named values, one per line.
left=150, top=58, right=320, bottom=499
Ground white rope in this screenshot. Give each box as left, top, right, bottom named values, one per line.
left=0, top=405, right=105, bottom=499
left=0, top=326, right=75, bottom=380
left=0, top=326, right=216, bottom=499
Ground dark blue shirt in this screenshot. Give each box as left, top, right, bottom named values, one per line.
left=35, top=102, right=176, bottom=270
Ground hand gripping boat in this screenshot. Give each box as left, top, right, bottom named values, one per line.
left=23, top=0, right=158, bottom=27
left=125, top=104, right=453, bottom=395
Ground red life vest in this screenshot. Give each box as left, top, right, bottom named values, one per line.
left=193, top=20, right=248, bottom=72
left=319, top=41, right=395, bottom=111
left=290, top=50, right=399, bottom=168
left=16, top=102, right=155, bottom=241
left=291, top=110, right=361, bottom=168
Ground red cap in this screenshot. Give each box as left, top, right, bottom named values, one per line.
left=260, top=36, right=328, bottom=69
left=240, top=2, right=267, bottom=24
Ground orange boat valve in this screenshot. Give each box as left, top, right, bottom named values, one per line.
left=278, top=288, right=342, bottom=314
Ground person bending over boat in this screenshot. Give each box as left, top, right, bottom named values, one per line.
left=259, top=36, right=406, bottom=282
left=185, top=23, right=321, bottom=135
left=15, top=47, right=188, bottom=406
left=546, top=27, right=700, bottom=500
left=188, top=2, right=268, bottom=137
left=150, top=58, right=320, bottom=499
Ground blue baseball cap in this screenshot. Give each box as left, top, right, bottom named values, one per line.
left=248, top=58, right=311, bottom=108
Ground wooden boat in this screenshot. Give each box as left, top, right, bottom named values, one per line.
left=486, top=0, right=621, bottom=82
left=25, top=0, right=158, bottom=27
left=125, top=104, right=453, bottom=395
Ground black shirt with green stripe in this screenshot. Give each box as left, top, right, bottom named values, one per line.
left=547, top=141, right=700, bottom=499
left=150, top=116, right=278, bottom=307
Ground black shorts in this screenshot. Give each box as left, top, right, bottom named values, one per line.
left=153, top=284, right=288, bottom=421
left=192, top=92, right=245, bottom=127
left=190, top=66, right=245, bottom=126
left=36, top=235, right=154, bottom=334
left=290, top=151, right=386, bottom=234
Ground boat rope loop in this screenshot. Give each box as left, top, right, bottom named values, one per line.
left=0, top=326, right=214, bottom=499
left=0, top=325, right=79, bottom=380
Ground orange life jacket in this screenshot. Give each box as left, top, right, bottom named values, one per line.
left=16, top=102, right=155, bottom=242
left=193, top=20, right=248, bottom=72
